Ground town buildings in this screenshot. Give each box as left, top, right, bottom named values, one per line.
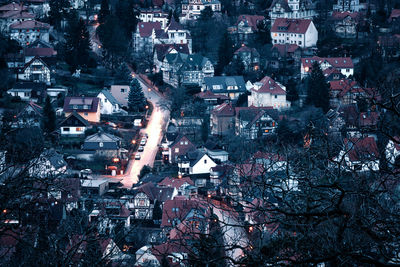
left=271, top=18, right=318, bottom=48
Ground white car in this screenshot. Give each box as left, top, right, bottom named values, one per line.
left=138, top=146, right=144, bottom=152
left=140, top=139, right=147, bottom=146
left=135, top=153, right=141, bottom=160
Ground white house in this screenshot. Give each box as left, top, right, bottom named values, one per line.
left=97, top=90, right=122, bottom=115
left=385, top=137, right=400, bottom=166
left=18, top=56, right=51, bottom=85
left=29, top=149, right=67, bottom=178
left=178, top=151, right=217, bottom=176
left=60, top=112, right=91, bottom=137
left=9, top=20, right=50, bottom=46
left=248, top=76, right=291, bottom=110
left=333, top=0, right=366, bottom=12
left=301, top=56, right=354, bottom=79
left=268, top=0, right=316, bottom=25
left=139, top=9, right=169, bottom=29
left=181, top=0, right=221, bottom=21
left=271, top=18, right=318, bottom=48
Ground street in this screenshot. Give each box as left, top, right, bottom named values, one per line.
left=120, top=73, right=170, bottom=188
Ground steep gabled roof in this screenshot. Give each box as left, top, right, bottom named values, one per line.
left=158, top=176, right=194, bottom=188
left=302, top=56, right=354, bottom=69
left=252, top=76, right=286, bottom=95
left=154, top=43, right=189, bottom=61
left=63, top=97, right=100, bottom=113
left=165, top=18, right=184, bottom=31
left=99, top=90, right=120, bottom=106
left=236, top=15, right=265, bottom=31
left=137, top=22, right=162, bottom=37
left=60, top=111, right=90, bottom=127
left=211, top=102, right=235, bottom=117
left=344, top=137, right=379, bottom=162
left=269, top=0, right=292, bottom=12
left=271, top=18, right=312, bottom=34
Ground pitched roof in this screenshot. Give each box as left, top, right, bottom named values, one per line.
left=10, top=20, right=50, bottom=30
left=271, top=44, right=301, bottom=57
left=234, top=45, right=260, bottom=57
left=169, top=135, right=195, bottom=149
left=42, top=149, right=67, bottom=169
left=166, top=18, right=184, bottom=31
left=63, top=97, right=100, bottom=113
left=154, top=43, right=189, bottom=61
left=359, top=111, right=379, bottom=127
left=269, top=0, right=291, bottom=12
left=344, top=137, right=379, bottom=162
left=158, top=176, right=194, bottom=188
left=83, top=132, right=121, bottom=150
left=135, top=182, right=175, bottom=202
left=389, top=9, right=400, bottom=22
left=236, top=15, right=265, bottom=31
left=60, top=111, right=90, bottom=127
left=251, top=76, right=286, bottom=95
left=271, top=18, right=312, bottom=34
left=194, top=90, right=229, bottom=100
left=301, top=56, right=354, bottom=69
left=211, top=102, right=235, bottom=116
left=204, top=76, right=247, bottom=93
left=21, top=56, right=49, bottom=71
left=24, top=47, right=57, bottom=57
left=161, top=198, right=208, bottom=227
left=0, top=10, right=34, bottom=19
left=17, top=101, right=43, bottom=117
left=10, top=81, right=46, bottom=92
left=99, top=90, right=120, bottom=106
left=137, top=22, right=162, bottom=37
left=331, top=11, right=361, bottom=20
left=0, top=3, right=27, bottom=12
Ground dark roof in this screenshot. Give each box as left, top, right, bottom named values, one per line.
left=10, top=81, right=46, bottom=92
left=60, top=111, right=90, bottom=127
left=211, top=102, right=235, bottom=116
left=83, top=132, right=121, bottom=150
left=166, top=18, right=184, bottom=31
left=204, top=76, right=246, bottom=94
left=135, top=182, right=175, bottom=202
left=269, top=0, right=291, bottom=11
left=154, top=44, right=189, bottom=61
left=42, top=149, right=67, bottom=169
left=63, top=97, right=100, bottom=113
left=99, top=90, right=120, bottom=106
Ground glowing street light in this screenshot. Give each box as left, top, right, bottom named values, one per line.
left=131, top=140, right=136, bottom=144
left=112, top=157, right=120, bottom=163
left=148, top=88, right=151, bottom=92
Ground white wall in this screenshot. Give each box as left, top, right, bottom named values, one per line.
left=190, top=154, right=217, bottom=175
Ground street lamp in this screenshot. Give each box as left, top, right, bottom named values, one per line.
left=112, top=157, right=120, bottom=163
left=148, top=88, right=151, bottom=92
left=145, top=105, right=149, bottom=109
left=131, top=140, right=136, bottom=144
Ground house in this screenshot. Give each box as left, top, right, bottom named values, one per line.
left=0, top=2, right=27, bottom=14
left=46, top=86, right=68, bottom=100
left=333, top=0, right=366, bottom=12
left=162, top=52, right=214, bottom=87
left=270, top=44, right=302, bottom=68
left=330, top=11, right=362, bottom=38
left=139, top=9, right=169, bottom=29
left=181, top=0, right=221, bottom=21
left=251, top=151, right=286, bottom=172
left=248, top=76, right=291, bottom=109
left=133, top=22, right=162, bottom=53
left=168, top=135, right=196, bottom=164
left=230, top=15, right=266, bottom=44
left=110, top=85, right=130, bottom=107
left=301, top=56, right=354, bottom=79
left=82, top=132, right=124, bottom=159
left=334, top=136, right=380, bottom=172
left=202, top=76, right=246, bottom=100
left=210, top=102, right=235, bottom=136
left=385, top=137, right=400, bottom=166
left=233, top=45, right=260, bottom=71
left=17, top=56, right=51, bottom=85
left=194, top=90, right=230, bottom=112
left=24, top=0, right=50, bottom=18
left=81, top=179, right=109, bottom=196
left=13, top=101, right=42, bottom=128
left=271, top=18, right=318, bottom=48
left=153, top=43, right=190, bottom=73
left=0, top=9, right=34, bottom=32
left=29, top=149, right=67, bottom=178
left=161, top=197, right=209, bottom=228
left=177, top=151, right=217, bottom=176
left=235, top=108, right=278, bottom=139
left=63, top=96, right=101, bottom=123
left=9, top=20, right=50, bottom=46
left=268, top=0, right=316, bottom=25
left=158, top=176, right=195, bottom=197
left=23, top=40, right=57, bottom=62
left=378, top=34, right=400, bottom=58
left=97, top=90, right=122, bottom=115
left=7, top=81, right=46, bottom=103
left=359, top=111, right=379, bottom=130
left=130, top=183, right=176, bottom=220
left=329, top=79, right=379, bottom=107
left=60, top=111, right=90, bottom=137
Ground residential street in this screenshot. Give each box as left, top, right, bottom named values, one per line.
left=121, top=73, right=170, bottom=188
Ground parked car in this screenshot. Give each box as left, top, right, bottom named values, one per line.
left=135, top=153, right=141, bottom=160
left=140, top=139, right=147, bottom=146
left=138, top=146, right=144, bottom=152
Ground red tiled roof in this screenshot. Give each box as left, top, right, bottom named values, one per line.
left=236, top=15, right=265, bottom=30
left=24, top=47, right=57, bottom=57
left=389, top=9, right=400, bottom=22
left=150, top=241, right=192, bottom=266
left=137, top=22, right=162, bottom=37
left=359, top=111, right=379, bottom=127
left=251, top=76, right=286, bottom=95
left=271, top=44, right=301, bottom=56
left=10, top=20, right=50, bottom=30
left=301, top=56, right=354, bottom=69
left=0, top=3, right=27, bottom=12
left=331, top=11, right=361, bottom=20
left=158, top=176, right=194, bottom=188
left=344, top=137, right=379, bottom=162
left=0, top=10, right=34, bottom=19
left=271, top=18, right=312, bottom=34
left=235, top=163, right=265, bottom=178
left=211, top=102, right=235, bottom=116
left=161, top=198, right=208, bottom=227
left=329, top=79, right=359, bottom=91
left=234, top=45, right=259, bottom=55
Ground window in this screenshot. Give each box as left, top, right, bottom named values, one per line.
left=76, top=127, right=83, bottom=132
left=298, top=41, right=302, bottom=45
left=63, top=127, right=70, bottom=132
left=180, top=141, right=183, bottom=145
left=346, top=69, right=350, bottom=72
left=121, top=88, right=126, bottom=93
left=185, top=141, right=188, bottom=145
left=204, top=159, right=207, bottom=164
left=175, top=148, right=179, bottom=153
left=275, top=95, right=277, bottom=99
left=99, top=142, right=104, bottom=147
left=84, top=112, right=88, bottom=116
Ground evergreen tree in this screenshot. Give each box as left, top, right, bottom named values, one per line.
left=153, top=200, right=163, bottom=220
left=286, top=78, right=299, bottom=103
left=98, top=0, right=110, bottom=24
left=215, top=30, right=234, bottom=75
left=65, top=14, right=92, bottom=72
left=201, top=117, right=209, bottom=143
left=224, top=56, right=245, bottom=76
left=115, top=64, right=132, bottom=84
left=42, top=95, right=56, bottom=135
left=199, top=6, right=214, bottom=21
left=48, top=0, right=70, bottom=29
left=306, top=62, right=330, bottom=113
left=128, top=79, right=146, bottom=112
left=167, top=9, right=173, bottom=24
